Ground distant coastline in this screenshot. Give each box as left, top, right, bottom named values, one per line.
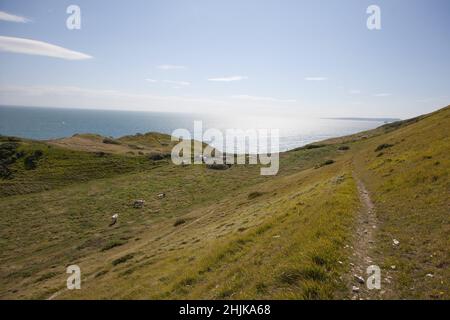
left=323, top=117, right=401, bottom=122
left=0, top=105, right=389, bottom=152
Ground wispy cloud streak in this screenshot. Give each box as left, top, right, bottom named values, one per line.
left=208, top=75, right=248, bottom=82
left=0, top=36, right=92, bottom=60
left=232, top=94, right=296, bottom=103
left=157, top=64, right=186, bottom=70
left=0, top=11, right=30, bottom=23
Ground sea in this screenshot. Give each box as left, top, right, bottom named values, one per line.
left=0, top=106, right=393, bottom=153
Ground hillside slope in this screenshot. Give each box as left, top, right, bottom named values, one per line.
left=0, top=105, right=448, bottom=299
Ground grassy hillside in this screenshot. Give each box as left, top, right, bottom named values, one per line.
left=0, top=105, right=448, bottom=299
left=48, top=132, right=178, bottom=156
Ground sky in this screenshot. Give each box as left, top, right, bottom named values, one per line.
left=0, top=0, right=449, bottom=118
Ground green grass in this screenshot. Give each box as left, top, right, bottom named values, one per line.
left=0, top=137, right=159, bottom=197
left=0, top=105, right=448, bottom=299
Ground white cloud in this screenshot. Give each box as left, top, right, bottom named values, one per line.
left=0, top=85, right=307, bottom=116
left=349, top=89, right=361, bottom=94
left=163, top=80, right=190, bottom=86
left=145, top=78, right=157, bottom=83
left=157, top=64, right=186, bottom=70
left=305, top=77, right=328, bottom=81
left=0, top=85, right=230, bottom=114
left=0, top=36, right=92, bottom=60
left=373, top=93, right=392, bottom=97
left=231, top=94, right=296, bottom=103
left=208, top=75, right=248, bottom=82
left=0, top=11, right=30, bottom=23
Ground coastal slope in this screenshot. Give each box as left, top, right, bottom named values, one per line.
left=0, top=105, right=448, bottom=299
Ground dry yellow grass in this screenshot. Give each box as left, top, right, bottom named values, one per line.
left=0, top=105, right=448, bottom=299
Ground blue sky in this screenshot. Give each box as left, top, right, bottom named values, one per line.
left=0, top=0, right=449, bottom=118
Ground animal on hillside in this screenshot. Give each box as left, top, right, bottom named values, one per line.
left=133, top=199, right=145, bottom=208
left=109, top=213, right=118, bottom=226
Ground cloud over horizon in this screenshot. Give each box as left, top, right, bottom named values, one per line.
left=163, top=80, right=190, bottom=87
left=0, top=11, right=30, bottom=23
left=208, top=75, right=248, bottom=82
left=0, top=36, right=92, bottom=60
left=157, top=64, right=186, bottom=70
left=231, top=94, right=296, bottom=103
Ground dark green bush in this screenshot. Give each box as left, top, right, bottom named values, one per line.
left=206, top=163, right=231, bottom=170
left=292, top=144, right=325, bottom=152
left=375, top=143, right=393, bottom=152
left=102, top=137, right=121, bottom=145
left=315, top=159, right=335, bottom=169
left=148, top=153, right=164, bottom=161
left=23, top=150, right=44, bottom=170
left=248, top=191, right=264, bottom=199
left=174, top=218, right=186, bottom=227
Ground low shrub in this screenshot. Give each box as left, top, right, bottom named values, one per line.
left=206, top=163, right=231, bottom=170
left=23, top=150, right=43, bottom=170
left=292, top=144, right=325, bottom=152
left=174, top=218, right=186, bottom=227
left=101, top=240, right=126, bottom=252
left=112, top=254, right=134, bottom=266
left=0, top=142, right=21, bottom=178
left=375, top=143, right=393, bottom=152
left=102, top=137, right=121, bottom=145
left=248, top=191, right=264, bottom=199
left=148, top=153, right=164, bottom=161
left=315, top=159, right=335, bottom=169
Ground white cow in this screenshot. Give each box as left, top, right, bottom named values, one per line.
left=110, top=214, right=118, bottom=226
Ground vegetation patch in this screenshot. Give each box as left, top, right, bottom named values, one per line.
left=277, top=267, right=303, bottom=285
left=315, top=159, right=335, bottom=168
left=206, top=163, right=231, bottom=170
left=35, top=272, right=58, bottom=283
left=148, top=152, right=171, bottom=161
left=292, top=144, right=325, bottom=151
left=375, top=143, right=394, bottom=152
left=102, top=137, right=121, bottom=145
left=95, top=270, right=109, bottom=278
left=0, top=142, right=22, bottom=178
left=101, top=240, right=127, bottom=252
left=247, top=191, right=265, bottom=199
left=112, top=253, right=134, bottom=266
left=23, top=150, right=44, bottom=170
left=173, top=218, right=186, bottom=227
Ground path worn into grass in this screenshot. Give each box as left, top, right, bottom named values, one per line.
left=348, top=176, right=379, bottom=299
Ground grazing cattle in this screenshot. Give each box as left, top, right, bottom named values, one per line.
left=109, top=214, right=118, bottom=226
left=133, top=199, right=145, bottom=208
left=157, top=193, right=166, bottom=199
